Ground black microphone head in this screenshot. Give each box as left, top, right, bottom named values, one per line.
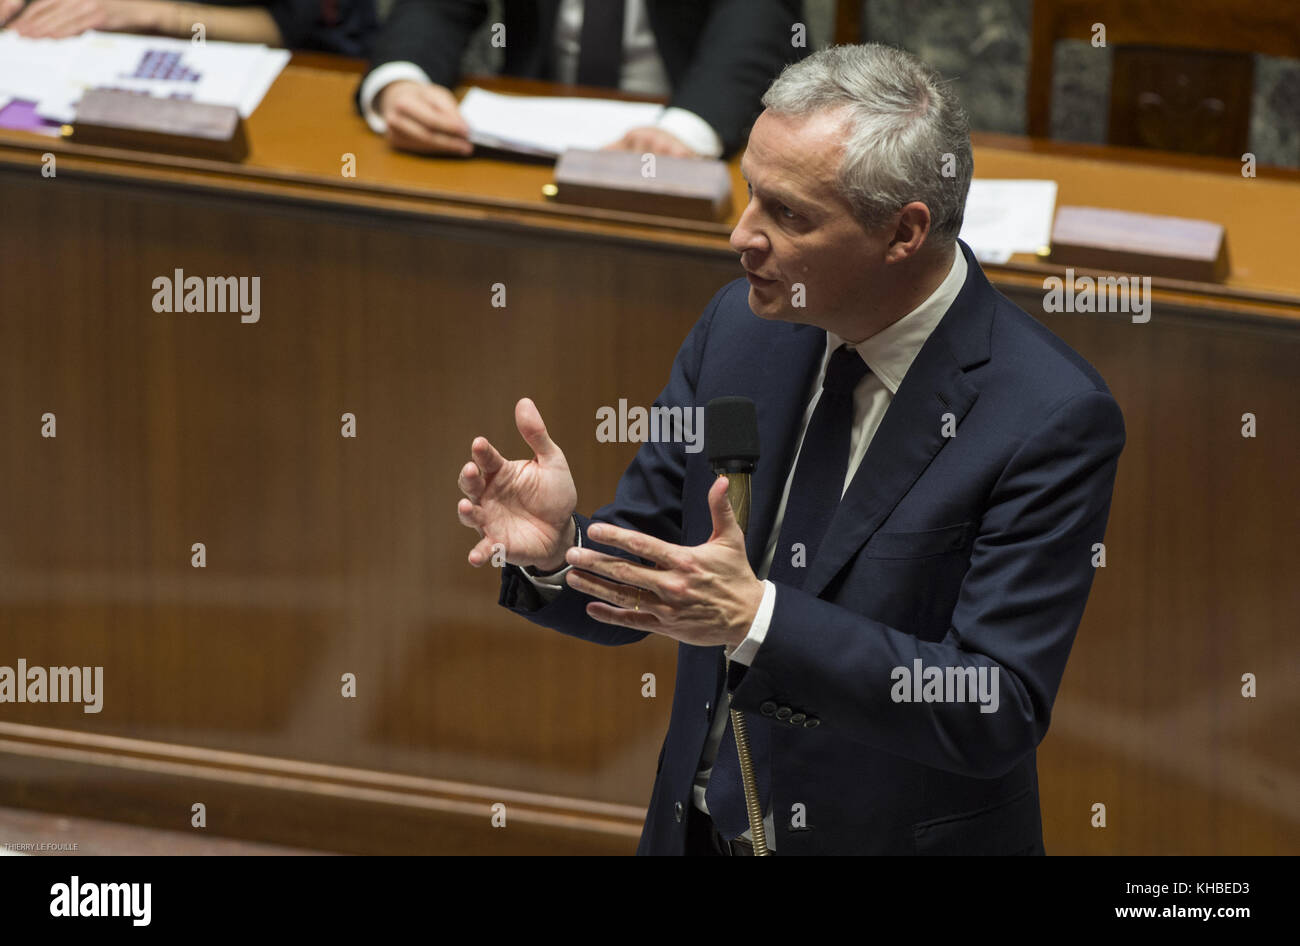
left=706, top=396, right=760, bottom=473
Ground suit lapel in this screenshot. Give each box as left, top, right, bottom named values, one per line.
left=803, top=241, right=995, bottom=598
left=802, top=344, right=977, bottom=597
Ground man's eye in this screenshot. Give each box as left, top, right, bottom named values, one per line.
left=779, top=204, right=797, bottom=220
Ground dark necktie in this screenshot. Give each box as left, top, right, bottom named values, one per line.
left=705, top=345, right=870, bottom=840
left=575, top=1, right=626, bottom=89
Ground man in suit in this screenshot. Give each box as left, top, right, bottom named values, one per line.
left=456, top=44, right=1125, bottom=854
left=358, top=0, right=804, bottom=157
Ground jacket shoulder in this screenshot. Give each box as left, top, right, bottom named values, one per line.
left=987, top=289, right=1117, bottom=401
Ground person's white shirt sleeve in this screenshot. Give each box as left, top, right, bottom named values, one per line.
left=359, top=62, right=434, bottom=135
left=726, top=579, right=776, bottom=665
left=520, top=523, right=583, bottom=598
left=655, top=107, right=723, bottom=158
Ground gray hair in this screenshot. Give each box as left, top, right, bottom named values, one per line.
left=761, top=43, right=974, bottom=245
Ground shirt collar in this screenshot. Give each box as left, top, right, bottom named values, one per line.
left=826, top=246, right=968, bottom=395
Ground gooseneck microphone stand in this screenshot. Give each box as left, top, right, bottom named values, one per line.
left=706, top=397, right=770, bottom=856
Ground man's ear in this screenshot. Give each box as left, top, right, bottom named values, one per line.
left=887, top=201, right=932, bottom=262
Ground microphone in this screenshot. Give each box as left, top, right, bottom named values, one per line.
left=704, top=396, right=770, bottom=855
left=705, top=396, right=759, bottom=533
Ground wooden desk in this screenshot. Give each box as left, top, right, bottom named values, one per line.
left=0, top=64, right=1296, bottom=855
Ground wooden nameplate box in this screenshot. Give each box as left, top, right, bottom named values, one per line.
left=1049, top=206, right=1229, bottom=282
left=550, top=148, right=733, bottom=221
left=66, top=88, right=248, bottom=163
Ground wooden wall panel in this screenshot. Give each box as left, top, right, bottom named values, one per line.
left=0, top=169, right=736, bottom=850
left=1, top=165, right=1296, bottom=854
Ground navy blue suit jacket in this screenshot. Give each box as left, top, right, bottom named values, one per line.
left=500, top=240, right=1125, bottom=855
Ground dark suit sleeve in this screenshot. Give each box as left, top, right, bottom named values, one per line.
left=497, top=284, right=724, bottom=646
left=734, top=389, right=1125, bottom=779
left=261, top=0, right=377, bottom=56
left=365, top=0, right=488, bottom=87
left=666, top=0, right=807, bottom=155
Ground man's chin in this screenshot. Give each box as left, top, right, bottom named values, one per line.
left=747, top=287, right=797, bottom=322
left=748, top=292, right=806, bottom=324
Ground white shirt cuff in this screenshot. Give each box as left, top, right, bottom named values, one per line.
left=656, top=107, right=723, bottom=159
left=359, top=61, right=434, bottom=135
left=726, top=579, right=775, bottom=666
left=521, top=522, right=583, bottom=594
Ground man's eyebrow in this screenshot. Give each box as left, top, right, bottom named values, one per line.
left=739, top=162, right=814, bottom=216
left=760, top=182, right=810, bottom=213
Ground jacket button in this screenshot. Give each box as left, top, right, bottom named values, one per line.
left=760, top=701, right=777, bottom=716
left=775, top=706, right=792, bottom=720
left=704, top=700, right=711, bottom=717
left=674, top=801, right=684, bottom=823
left=803, top=717, right=821, bottom=728
left=790, top=712, right=805, bottom=724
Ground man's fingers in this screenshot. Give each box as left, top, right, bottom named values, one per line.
left=584, top=600, right=658, bottom=632
left=566, top=547, right=669, bottom=598
left=603, top=127, right=695, bottom=158
left=566, top=569, right=661, bottom=615
left=458, top=461, right=484, bottom=501
left=386, top=113, right=471, bottom=155
left=8, top=0, right=55, bottom=26
left=583, top=521, right=676, bottom=569
left=30, top=15, right=88, bottom=38
left=391, top=93, right=453, bottom=132
left=471, top=436, right=507, bottom=476
left=392, top=93, right=471, bottom=147
left=708, top=475, right=740, bottom=539
left=515, top=397, right=561, bottom=462
left=385, top=113, right=443, bottom=153
left=467, top=534, right=497, bottom=567
left=0, top=0, right=26, bottom=26
left=422, top=85, right=470, bottom=136
left=457, top=498, right=485, bottom=533
left=10, top=0, right=70, bottom=35
left=20, top=0, right=91, bottom=37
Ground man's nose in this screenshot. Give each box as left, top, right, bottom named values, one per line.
left=729, top=200, right=767, bottom=257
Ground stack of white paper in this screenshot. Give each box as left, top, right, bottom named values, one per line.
left=959, top=179, right=1059, bottom=264
left=0, top=32, right=80, bottom=114
left=459, top=87, right=665, bottom=158
left=0, top=30, right=289, bottom=124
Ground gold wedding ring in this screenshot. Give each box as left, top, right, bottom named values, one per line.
left=634, top=588, right=641, bottom=611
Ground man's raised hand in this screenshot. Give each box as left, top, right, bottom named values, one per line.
left=561, top=476, right=764, bottom=650
left=458, top=398, right=578, bottom=571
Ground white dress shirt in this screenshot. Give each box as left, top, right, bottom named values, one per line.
left=358, top=0, right=724, bottom=157
left=528, top=246, right=968, bottom=849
